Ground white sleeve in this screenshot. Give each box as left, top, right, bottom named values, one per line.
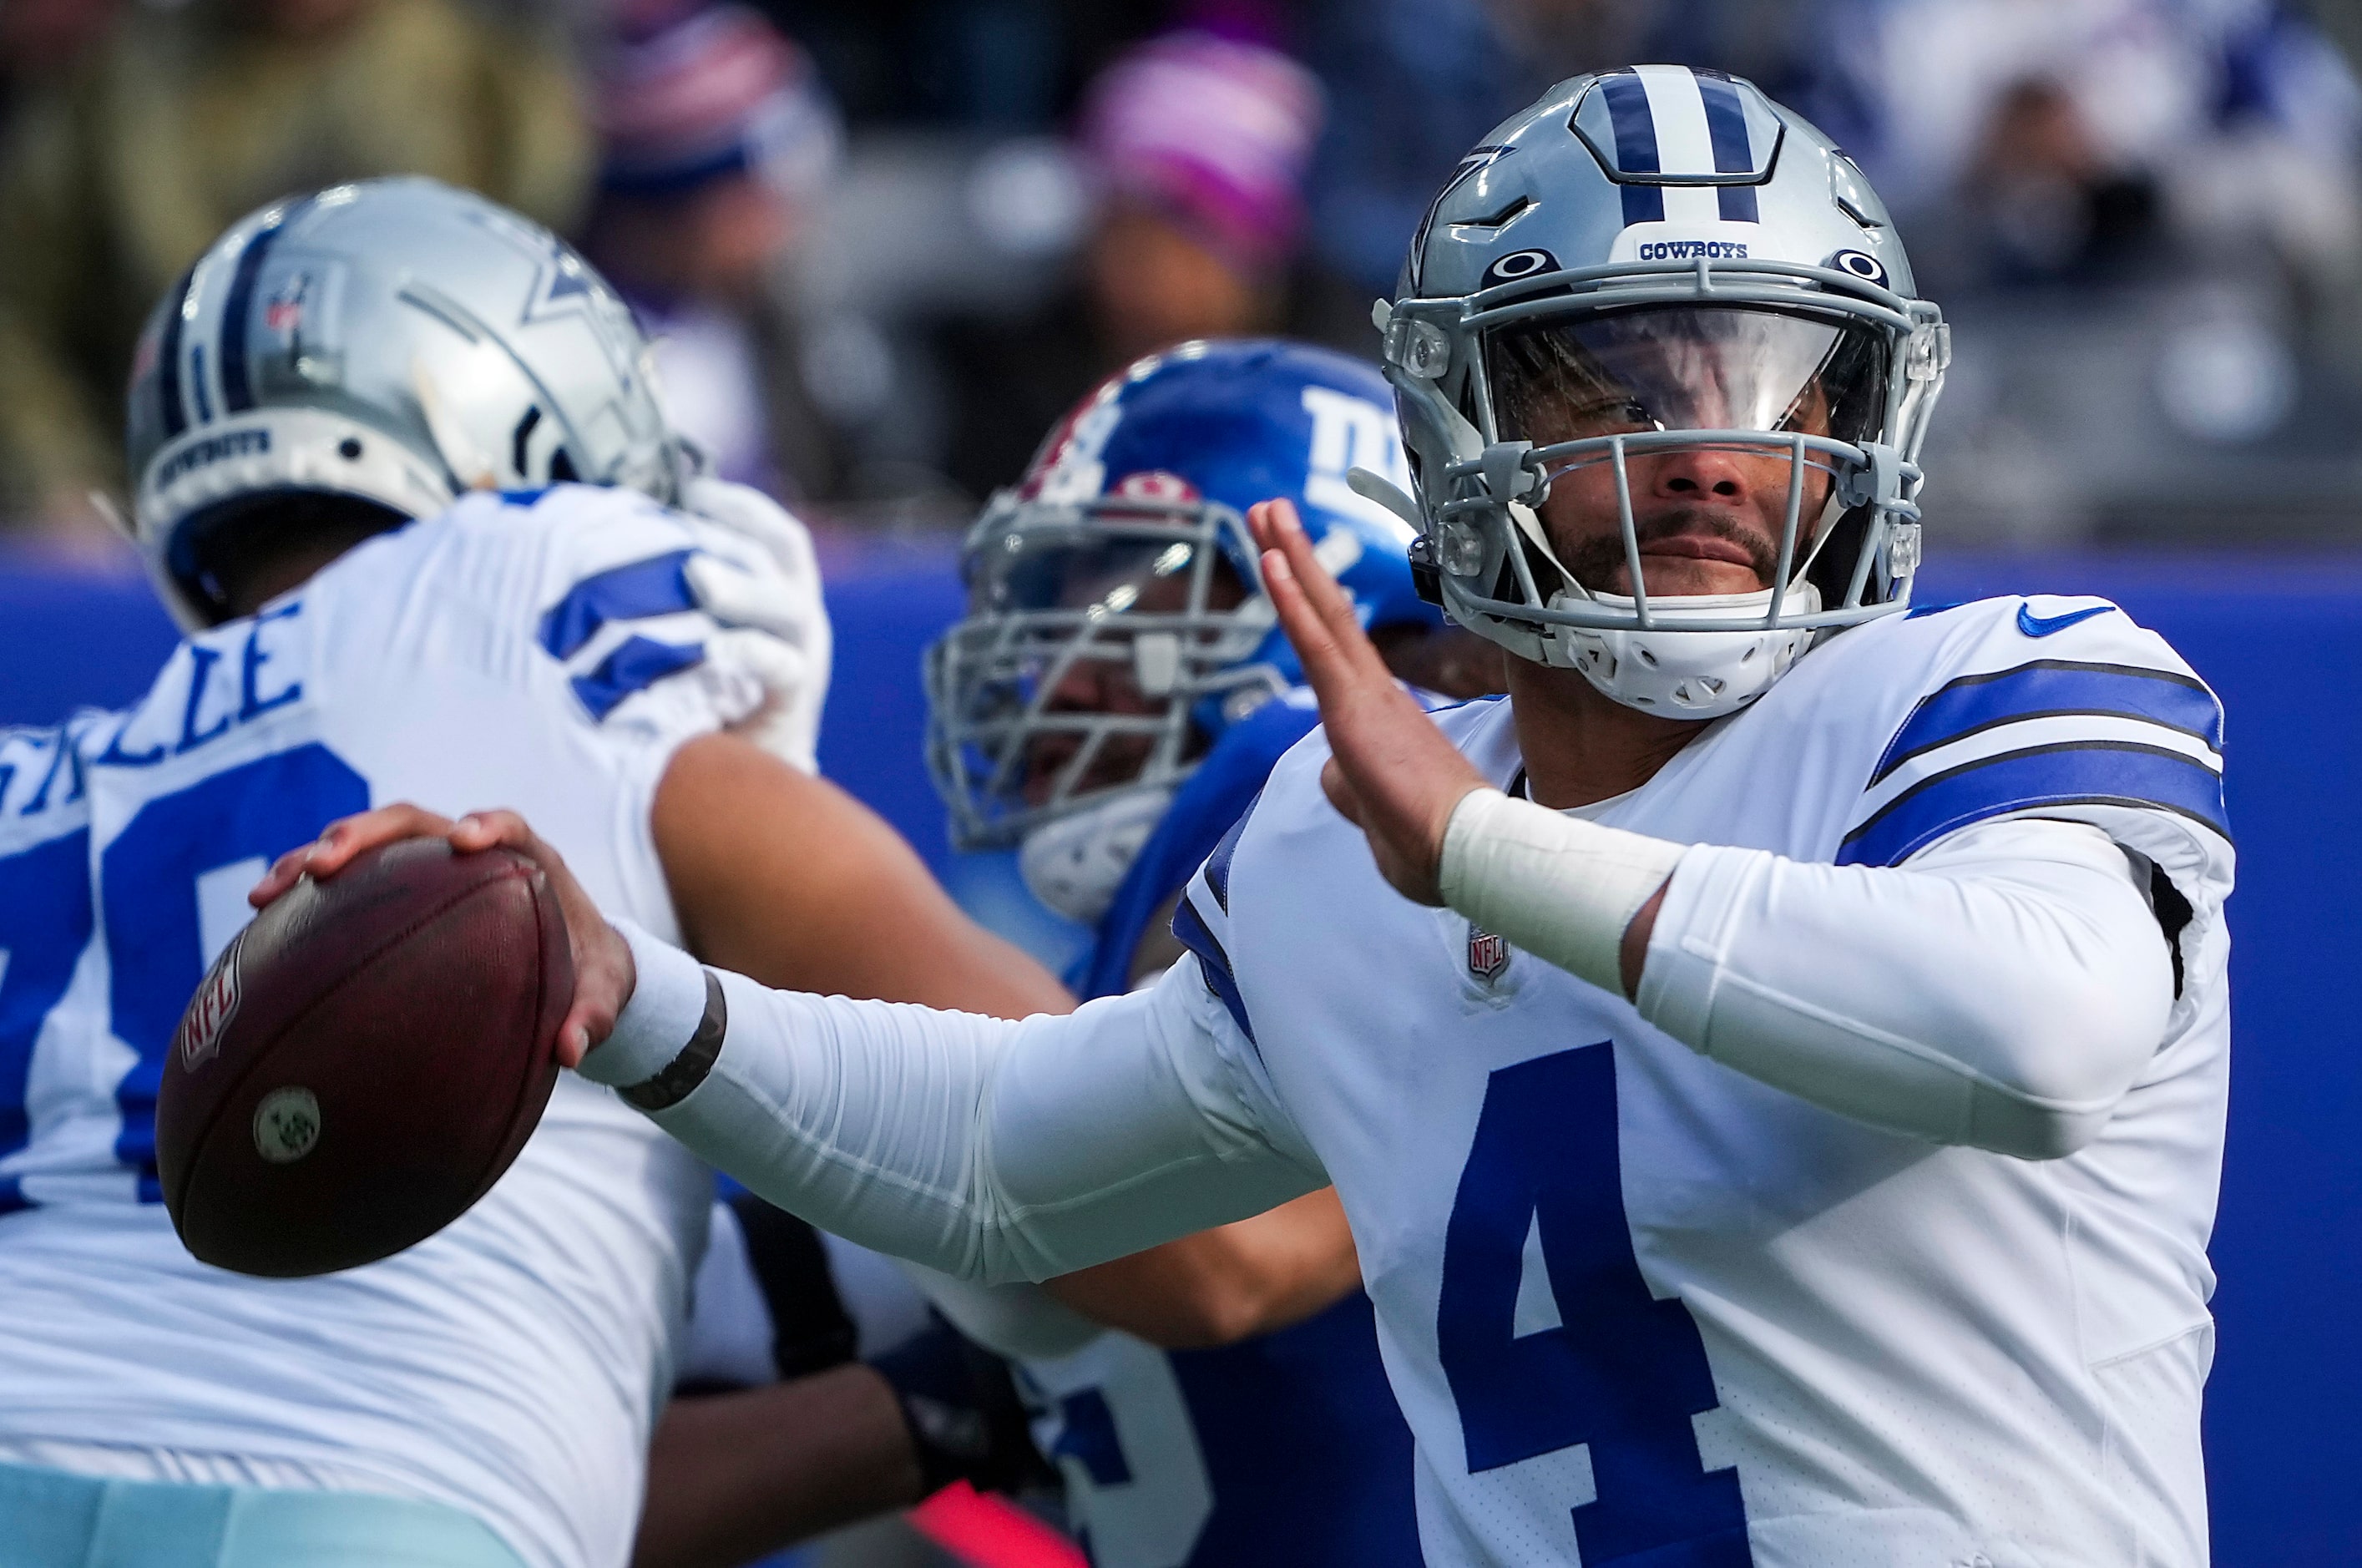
left=589, top=935, right=1326, bottom=1284
left=1636, top=816, right=2175, bottom=1160
left=893, top=1265, right=1105, bottom=1361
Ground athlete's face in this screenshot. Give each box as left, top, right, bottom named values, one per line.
left=1018, top=547, right=1248, bottom=806
left=1527, top=383, right=1834, bottom=599
left=1489, top=307, right=1880, bottom=599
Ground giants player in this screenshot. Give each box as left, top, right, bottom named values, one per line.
left=927, top=339, right=1490, bottom=1565
left=286, top=70, right=2232, bottom=1567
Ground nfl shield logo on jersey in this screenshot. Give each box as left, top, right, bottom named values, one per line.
left=1466, top=923, right=1510, bottom=983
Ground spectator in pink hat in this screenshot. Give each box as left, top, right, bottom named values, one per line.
left=1076, top=28, right=1326, bottom=363
left=585, top=3, right=847, bottom=499
left=938, top=28, right=1326, bottom=497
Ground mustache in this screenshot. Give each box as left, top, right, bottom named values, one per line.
left=1557, top=508, right=1780, bottom=594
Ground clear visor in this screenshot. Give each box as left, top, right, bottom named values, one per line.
left=1486, top=306, right=1889, bottom=451
left=926, top=500, right=1276, bottom=848
left=972, top=524, right=1222, bottom=621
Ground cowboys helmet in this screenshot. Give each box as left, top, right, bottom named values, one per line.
left=125, top=177, right=683, bottom=628
left=1370, top=65, right=1949, bottom=718
left=925, top=338, right=1440, bottom=862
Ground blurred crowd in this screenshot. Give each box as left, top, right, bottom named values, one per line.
left=4, top=0, right=2360, bottom=553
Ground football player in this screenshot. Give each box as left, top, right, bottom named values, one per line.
left=289, top=69, right=2234, bottom=1568
left=650, top=340, right=1499, bottom=1568
left=0, top=178, right=1060, bottom=1568
left=924, top=338, right=1494, bottom=1566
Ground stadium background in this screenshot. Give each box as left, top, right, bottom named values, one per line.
left=5, top=0, right=2359, bottom=1561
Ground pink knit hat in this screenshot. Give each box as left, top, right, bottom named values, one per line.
left=1077, top=30, right=1326, bottom=273
left=595, top=5, right=842, bottom=202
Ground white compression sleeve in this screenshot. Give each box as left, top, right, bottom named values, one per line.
left=591, top=938, right=1325, bottom=1284
left=1438, top=787, right=1687, bottom=993
left=894, top=1266, right=1105, bottom=1361
left=1638, top=816, right=2176, bottom=1159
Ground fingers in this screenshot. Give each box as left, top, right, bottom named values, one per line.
left=1250, top=503, right=1364, bottom=714
left=250, top=804, right=457, bottom=905
left=1249, top=500, right=1385, bottom=665
left=558, top=919, right=638, bottom=1069
left=1319, top=756, right=1367, bottom=828
left=556, top=1007, right=597, bottom=1071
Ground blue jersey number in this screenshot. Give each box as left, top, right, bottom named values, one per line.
left=0, top=742, right=368, bottom=1208
left=101, top=744, right=369, bottom=1201
left=1436, top=1043, right=1754, bottom=1565
left=0, top=828, right=95, bottom=1215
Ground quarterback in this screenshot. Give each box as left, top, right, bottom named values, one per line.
left=292, top=69, right=2232, bottom=1566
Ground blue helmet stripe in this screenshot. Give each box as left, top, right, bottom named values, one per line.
left=1697, top=72, right=1760, bottom=221
left=187, top=344, right=213, bottom=425
left=1599, top=71, right=1667, bottom=225
left=1697, top=73, right=1754, bottom=173
left=220, top=198, right=314, bottom=416
left=1838, top=742, right=2229, bottom=868
left=156, top=267, right=195, bottom=440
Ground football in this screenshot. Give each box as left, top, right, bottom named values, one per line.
left=157, top=837, right=573, bottom=1278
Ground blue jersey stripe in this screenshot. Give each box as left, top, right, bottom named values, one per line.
left=539, top=550, right=699, bottom=660
left=1205, top=803, right=1252, bottom=914
left=1839, top=741, right=2229, bottom=867
left=1173, top=888, right=1257, bottom=1046
left=570, top=635, right=706, bottom=722
left=219, top=199, right=313, bottom=416
left=1871, top=660, right=2223, bottom=784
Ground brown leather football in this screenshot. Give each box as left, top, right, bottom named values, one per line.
left=158, top=837, right=572, bottom=1277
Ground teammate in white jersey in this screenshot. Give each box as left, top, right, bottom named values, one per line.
left=0, top=180, right=1070, bottom=1568
left=287, top=73, right=2233, bottom=1566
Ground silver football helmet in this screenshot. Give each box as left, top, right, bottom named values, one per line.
left=124, top=177, right=684, bottom=627
left=1369, top=65, right=1950, bottom=718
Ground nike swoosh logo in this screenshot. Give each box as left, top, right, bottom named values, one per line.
left=2017, top=603, right=2115, bottom=638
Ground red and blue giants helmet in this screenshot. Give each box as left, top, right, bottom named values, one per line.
left=924, top=338, right=1441, bottom=850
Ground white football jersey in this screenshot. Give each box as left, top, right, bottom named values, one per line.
left=0, top=486, right=788, bottom=1568
left=1175, top=595, right=2231, bottom=1567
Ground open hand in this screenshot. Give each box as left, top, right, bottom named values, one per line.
left=250, top=805, right=635, bottom=1069
left=1247, top=499, right=1489, bottom=904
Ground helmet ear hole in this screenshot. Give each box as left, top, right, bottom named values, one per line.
left=549, top=448, right=579, bottom=484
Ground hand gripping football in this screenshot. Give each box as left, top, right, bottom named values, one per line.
left=158, top=837, right=573, bottom=1277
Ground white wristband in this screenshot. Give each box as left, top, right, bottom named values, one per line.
left=582, top=918, right=713, bottom=1088
left=1436, top=787, right=1687, bottom=994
